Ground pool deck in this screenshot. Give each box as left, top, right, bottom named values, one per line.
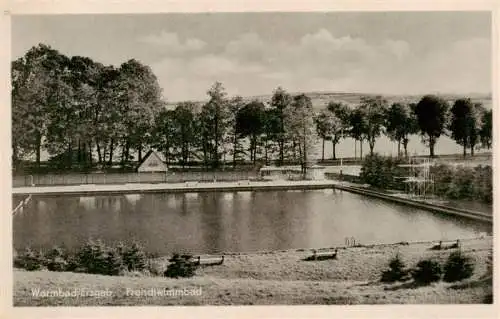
left=12, top=180, right=492, bottom=223
left=13, top=180, right=341, bottom=196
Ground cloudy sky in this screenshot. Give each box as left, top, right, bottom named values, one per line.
left=12, top=12, right=491, bottom=102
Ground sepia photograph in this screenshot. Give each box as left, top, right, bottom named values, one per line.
left=5, top=1, right=496, bottom=313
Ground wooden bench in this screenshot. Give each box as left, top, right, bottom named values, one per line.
left=304, top=249, right=338, bottom=261
left=194, top=255, right=225, bottom=266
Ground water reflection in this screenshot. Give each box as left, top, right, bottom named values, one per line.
left=13, top=190, right=491, bottom=255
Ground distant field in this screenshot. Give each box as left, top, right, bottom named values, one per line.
left=166, top=91, right=492, bottom=111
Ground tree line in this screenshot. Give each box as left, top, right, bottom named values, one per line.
left=12, top=44, right=318, bottom=172
left=12, top=44, right=492, bottom=173
left=314, top=95, right=492, bottom=161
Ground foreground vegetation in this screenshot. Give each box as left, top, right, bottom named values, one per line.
left=14, top=237, right=492, bottom=305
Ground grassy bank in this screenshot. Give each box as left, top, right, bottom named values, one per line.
left=14, top=237, right=492, bottom=306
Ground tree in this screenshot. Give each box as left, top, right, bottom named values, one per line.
left=227, top=96, right=245, bottom=167
left=449, top=98, right=480, bottom=157
left=153, top=109, right=175, bottom=166
left=479, top=109, right=492, bottom=150
left=11, top=44, right=69, bottom=169
left=349, top=108, right=368, bottom=160
left=326, top=102, right=350, bottom=160
left=236, top=100, right=266, bottom=164
left=469, top=103, right=483, bottom=156
left=314, top=110, right=333, bottom=161
left=414, top=95, right=449, bottom=158
left=93, top=65, right=123, bottom=167
left=263, top=108, right=281, bottom=165
left=66, top=56, right=102, bottom=168
left=200, top=82, right=230, bottom=168
left=385, top=102, right=418, bottom=158
left=172, top=102, right=197, bottom=167
left=270, top=87, right=292, bottom=166
left=117, top=59, right=163, bottom=165
left=285, top=94, right=317, bottom=175
left=359, top=96, right=388, bottom=156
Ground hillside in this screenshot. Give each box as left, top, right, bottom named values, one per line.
left=165, top=92, right=492, bottom=110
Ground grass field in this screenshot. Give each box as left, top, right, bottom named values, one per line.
left=14, top=237, right=492, bottom=306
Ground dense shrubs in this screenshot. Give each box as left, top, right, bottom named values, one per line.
left=380, top=254, right=409, bottom=283
left=14, top=240, right=149, bottom=276
left=45, top=246, right=69, bottom=271
left=14, top=241, right=202, bottom=278
left=120, top=242, right=148, bottom=271
left=76, top=240, right=122, bottom=275
left=14, top=248, right=45, bottom=271
left=360, top=154, right=406, bottom=190
left=360, top=155, right=492, bottom=204
left=164, top=253, right=198, bottom=278
left=443, top=251, right=475, bottom=282
left=429, top=164, right=492, bottom=204
left=411, top=259, right=442, bottom=284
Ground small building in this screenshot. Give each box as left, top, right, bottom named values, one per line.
left=137, top=150, right=168, bottom=172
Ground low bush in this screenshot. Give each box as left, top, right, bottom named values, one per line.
left=443, top=251, right=475, bottom=282
left=359, top=154, right=406, bottom=190
left=14, top=247, right=45, bottom=271
left=381, top=254, right=409, bottom=283
left=45, top=246, right=69, bottom=271
left=76, top=240, right=117, bottom=275
left=164, top=253, right=197, bottom=278
left=119, top=241, right=148, bottom=272
left=411, top=259, right=442, bottom=285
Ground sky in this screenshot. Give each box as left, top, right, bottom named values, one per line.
left=12, top=12, right=492, bottom=102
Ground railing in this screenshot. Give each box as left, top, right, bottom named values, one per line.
left=13, top=171, right=259, bottom=187
left=12, top=195, right=32, bottom=215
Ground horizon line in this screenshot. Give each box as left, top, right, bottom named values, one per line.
left=165, top=90, right=492, bottom=104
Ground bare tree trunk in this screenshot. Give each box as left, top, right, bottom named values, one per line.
left=96, top=140, right=102, bottom=164
left=360, top=139, right=363, bottom=159
left=232, top=133, right=237, bottom=168
left=87, top=143, right=93, bottom=167
left=369, top=139, right=375, bottom=156
left=429, top=136, right=436, bottom=158
left=67, top=142, right=72, bottom=169
left=403, top=138, right=409, bottom=158
left=77, top=139, right=81, bottom=165
left=264, top=139, right=269, bottom=165
left=108, top=139, right=115, bottom=166
left=121, top=143, right=127, bottom=166
left=354, top=139, right=357, bottom=160
left=321, top=139, right=325, bottom=161
left=35, top=131, right=41, bottom=169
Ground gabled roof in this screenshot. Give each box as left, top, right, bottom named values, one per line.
left=136, top=150, right=167, bottom=169
left=136, top=150, right=155, bottom=168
